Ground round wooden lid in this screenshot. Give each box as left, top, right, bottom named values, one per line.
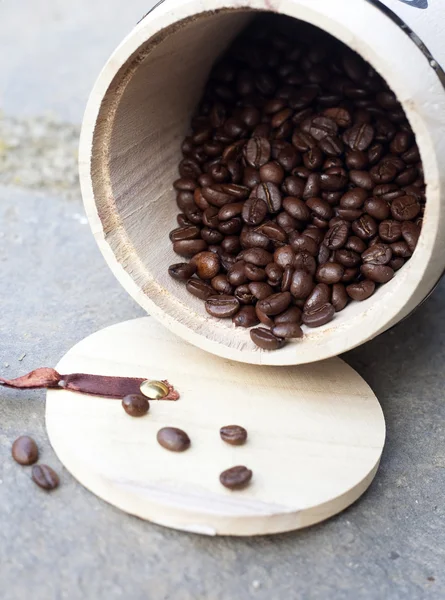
left=46, top=318, right=385, bottom=536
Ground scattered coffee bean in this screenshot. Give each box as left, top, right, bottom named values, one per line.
left=31, top=465, right=59, bottom=491
left=220, top=465, right=253, bottom=490
left=167, top=16, right=425, bottom=349
left=122, top=394, right=150, bottom=417
left=220, top=425, right=248, bottom=445
left=157, top=427, right=190, bottom=452
left=11, top=436, right=39, bottom=466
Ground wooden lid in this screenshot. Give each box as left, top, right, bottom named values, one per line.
left=46, top=318, right=385, bottom=536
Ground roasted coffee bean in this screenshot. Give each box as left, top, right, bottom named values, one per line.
left=218, top=202, right=244, bottom=221
left=343, top=123, right=374, bottom=151
left=390, top=257, right=405, bottom=271
left=289, top=232, right=318, bottom=256
left=306, top=197, right=333, bottom=220
left=240, top=227, right=270, bottom=250
left=186, top=278, right=214, bottom=300
left=256, top=222, right=288, bottom=244
left=157, top=427, right=190, bottom=452
left=304, top=283, right=331, bottom=311
left=316, top=262, right=344, bottom=284
left=177, top=214, right=191, bottom=227
left=361, top=263, right=394, bottom=283
left=336, top=208, right=363, bottom=222
left=362, top=244, right=392, bottom=265
left=320, top=169, right=348, bottom=191
left=255, top=306, right=275, bottom=327
left=249, top=281, right=274, bottom=300
left=364, top=197, right=390, bottom=221
left=220, top=252, right=237, bottom=271
left=401, top=221, right=420, bottom=253
left=206, top=295, right=240, bottom=318
left=283, top=196, right=311, bottom=221
left=265, top=262, right=284, bottom=285
left=242, top=196, right=268, bottom=225
left=220, top=465, right=252, bottom=489
left=168, top=262, right=197, bottom=281
left=335, top=249, right=361, bottom=267
left=345, top=236, right=367, bottom=254
left=257, top=291, right=292, bottom=315
left=281, top=265, right=294, bottom=292
left=218, top=217, right=242, bottom=235
left=232, top=306, right=259, bottom=328
left=304, top=227, right=325, bottom=245
left=228, top=261, right=248, bottom=286
left=290, top=270, right=314, bottom=298
left=324, top=222, right=349, bottom=249
left=235, top=284, right=255, bottom=305
left=12, top=436, right=38, bottom=466
left=379, top=220, right=402, bottom=243
left=211, top=274, right=233, bottom=295
left=275, top=306, right=302, bottom=325
left=282, top=176, right=305, bottom=198
left=346, top=280, right=376, bottom=301
left=255, top=182, right=282, bottom=213
left=122, top=394, right=150, bottom=417
left=352, top=215, right=378, bottom=239
left=240, top=248, right=273, bottom=266
left=173, top=239, right=207, bottom=258
left=202, top=207, right=220, bottom=229
left=244, top=137, right=271, bottom=168
left=243, top=166, right=261, bottom=189
left=173, top=178, right=197, bottom=192
left=294, top=251, right=317, bottom=275
left=245, top=263, right=266, bottom=281
left=331, top=283, right=348, bottom=312
left=303, top=173, right=321, bottom=198
left=274, top=245, right=295, bottom=268
left=259, top=161, right=285, bottom=184
left=220, top=425, right=248, bottom=445
left=304, top=147, right=324, bottom=170
left=391, top=195, right=420, bottom=221
left=342, top=267, right=359, bottom=282
left=201, top=228, right=224, bottom=245
left=349, top=170, right=373, bottom=190
left=302, top=303, right=335, bottom=327
left=192, top=251, right=220, bottom=279
left=31, top=465, right=59, bottom=491
left=346, top=150, right=368, bottom=170
left=221, top=235, right=241, bottom=254
left=277, top=146, right=300, bottom=171
left=272, top=322, right=303, bottom=339
left=390, top=241, right=412, bottom=258
left=250, top=327, right=285, bottom=350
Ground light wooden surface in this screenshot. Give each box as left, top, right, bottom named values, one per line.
left=46, top=318, right=385, bottom=536
left=79, top=0, right=445, bottom=366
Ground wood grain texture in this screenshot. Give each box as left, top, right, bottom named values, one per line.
left=79, top=0, right=445, bottom=365
left=46, top=318, right=385, bottom=536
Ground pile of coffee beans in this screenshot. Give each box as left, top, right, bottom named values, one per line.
left=167, top=16, right=425, bottom=350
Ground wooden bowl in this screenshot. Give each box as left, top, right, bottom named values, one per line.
left=80, top=0, right=445, bottom=365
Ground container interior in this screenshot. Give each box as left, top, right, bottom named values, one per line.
left=90, top=9, right=430, bottom=363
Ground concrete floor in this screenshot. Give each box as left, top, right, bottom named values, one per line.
left=0, top=2, right=444, bottom=599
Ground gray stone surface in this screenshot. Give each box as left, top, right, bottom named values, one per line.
left=0, top=2, right=444, bottom=599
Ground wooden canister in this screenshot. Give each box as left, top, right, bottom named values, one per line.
left=80, top=0, right=445, bottom=365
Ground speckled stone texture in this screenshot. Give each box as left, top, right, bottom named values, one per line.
left=0, top=2, right=444, bottom=599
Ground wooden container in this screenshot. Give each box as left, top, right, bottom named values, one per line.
left=80, top=0, right=445, bottom=366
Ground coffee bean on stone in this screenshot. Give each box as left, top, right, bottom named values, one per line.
left=220, top=465, right=252, bottom=489
left=205, top=295, right=240, bottom=318
left=31, top=465, right=59, bottom=491
left=12, top=436, right=39, bottom=466
left=250, top=327, right=285, bottom=350
left=157, top=427, right=190, bottom=452
left=220, top=425, right=248, bottom=445
left=122, top=394, right=150, bottom=417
